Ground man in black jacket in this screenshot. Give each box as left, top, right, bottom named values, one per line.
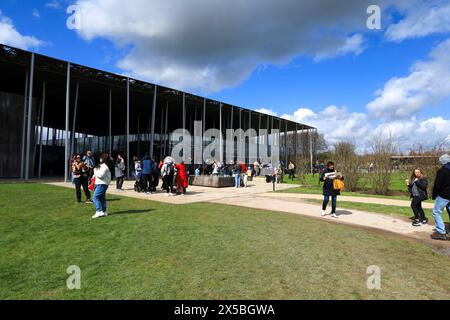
left=431, top=154, right=450, bottom=241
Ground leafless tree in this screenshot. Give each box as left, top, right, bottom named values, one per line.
left=333, top=141, right=359, bottom=192
left=367, top=134, right=397, bottom=195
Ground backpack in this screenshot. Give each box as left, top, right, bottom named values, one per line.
left=165, top=163, right=174, bottom=176
left=333, top=179, right=345, bottom=192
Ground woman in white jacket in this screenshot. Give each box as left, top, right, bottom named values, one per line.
left=92, top=153, right=112, bottom=219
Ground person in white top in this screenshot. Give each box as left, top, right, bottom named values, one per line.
left=92, top=153, right=112, bottom=219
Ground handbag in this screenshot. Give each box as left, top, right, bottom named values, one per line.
left=333, top=178, right=345, bottom=192
left=88, top=177, right=96, bottom=191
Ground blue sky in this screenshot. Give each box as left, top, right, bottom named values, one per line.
left=1, top=0, right=450, bottom=151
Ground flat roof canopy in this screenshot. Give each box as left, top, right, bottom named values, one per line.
left=0, top=43, right=315, bottom=136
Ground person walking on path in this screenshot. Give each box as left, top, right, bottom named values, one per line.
left=161, top=160, right=175, bottom=196
left=431, top=154, right=450, bottom=241
left=114, top=154, right=125, bottom=191
left=407, top=168, right=429, bottom=227
left=233, top=162, right=242, bottom=188
left=72, top=154, right=92, bottom=204
left=175, top=161, right=189, bottom=195
left=83, top=150, right=95, bottom=181
left=288, top=161, right=296, bottom=180
left=320, top=161, right=344, bottom=219
left=92, top=153, right=112, bottom=219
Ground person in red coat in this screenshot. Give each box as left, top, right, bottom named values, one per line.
left=175, top=161, right=188, bottom=195
left=240, top=162, right=246, bottom=174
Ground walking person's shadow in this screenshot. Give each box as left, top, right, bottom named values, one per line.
left=111, top=209, right=154, bottom=216
left=335, top=210, right=353, bottom=216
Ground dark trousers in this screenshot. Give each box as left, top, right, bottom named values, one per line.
left=74, top=176, right=91, bottom=202
left=322, top=195, right=337, bottom=214
left=288, top=169, right=295, bottom=180
left=116, top=176, right=124, bottom=190
left=163, top=174, right=174, bottom=193
left=151, top=175, right=159, bottom=192
left=411, top=197, right=426, bottom=221
left=142, top=174, right=152, bottom=192
left=87, top=168, right=94, bottom=181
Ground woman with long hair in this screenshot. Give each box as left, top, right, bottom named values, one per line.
left=407, top=168, right=429, bottom=226
left=92, top=153, right=112, bottom=219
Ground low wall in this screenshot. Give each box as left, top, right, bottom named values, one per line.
left=189, top=175, right=235, bottom=188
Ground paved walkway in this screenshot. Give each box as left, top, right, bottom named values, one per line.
left=46, top=179, right=449, bottom=249
left=262, top=192, right=435, bottom=209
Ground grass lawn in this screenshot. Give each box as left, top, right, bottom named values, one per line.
left=1, top=183, right=450, bottom=300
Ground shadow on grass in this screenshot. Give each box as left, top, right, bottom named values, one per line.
left=112, top=209, right=154, bottom=215
left=107, top=198, right=122, bottom=202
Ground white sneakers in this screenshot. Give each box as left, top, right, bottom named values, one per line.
left=321, top=210, right=339, bottom=218
left=92, top=211, right=106, bottom=219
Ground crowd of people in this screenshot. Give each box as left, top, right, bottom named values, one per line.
left=68, top=150, right=450, bottom=241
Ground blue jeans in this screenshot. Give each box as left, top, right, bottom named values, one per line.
left=433, top=196, right=450, bottom=234
left=235, top=174, right=241, bottom=188
left=93, top=184, right=109, bottom=213
left=323, top=195, right=337, bottom=214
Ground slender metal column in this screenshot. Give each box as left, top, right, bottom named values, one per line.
left=109, top=88, right=112, bottom=155
left=38, top=82, right=46, bottom=178
left=64, top=62, right=71, bottom=182
left=294, top=123, right=298, bottom=164
left=20, top=72, right=29, bottom=179
left=25, top=54, right=35, bottom=180
left=160, top=102, right=164, bottom=159
left=165, top=101, right=169, bottom=156
left=230, top=106, right=234, bottom=129
left=70, top=82, right=80, bottom=157
left=284, top=120, right=288, bottom=165
left=239, top=109, right=242, bottom=129
left=219, top=103, right=223, bottom=162
left=202, top=99, right=206, bottom=164
left=258, top=113, right=261, bottom=162
left=270, top=116, right=274, bottom=165
left=126, top=78, right=130, bottom=178
left=33, top=98, right=42, bottom=179
left=182, top=93, right=186, bottom=160
left=150, top=85, right=157, bottom=158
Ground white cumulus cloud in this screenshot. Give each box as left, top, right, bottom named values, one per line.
left=71, top=0, right=385, bottom=93
left=366, top=38, right=450, bottom=120
left=0, top=11, right=44, bottom=50
left=386, top=1, right=450, bottom=42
